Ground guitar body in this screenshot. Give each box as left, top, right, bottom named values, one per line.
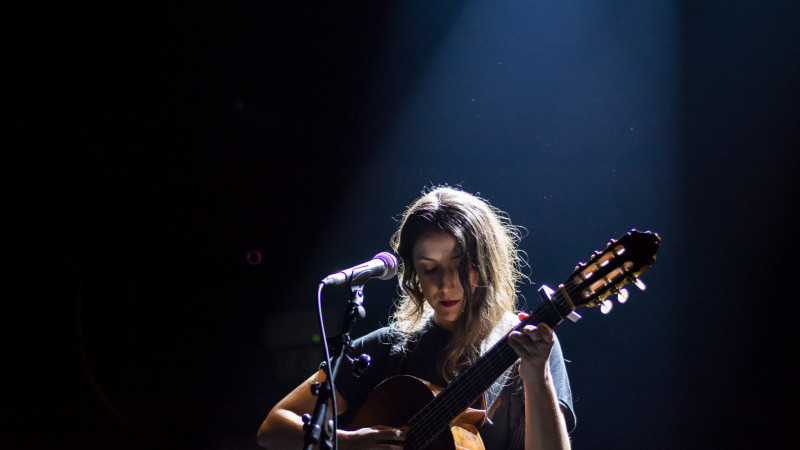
left=346, top=375, right=486, bottom=450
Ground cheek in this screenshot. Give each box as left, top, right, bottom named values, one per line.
left=468, top=269, right=479, bottom=289
left=417, top=274, right=442, bottom=302
left=416, top=274, right=432, bottom=296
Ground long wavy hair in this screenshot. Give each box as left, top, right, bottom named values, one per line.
left=389, top=186, right=526, bottom=381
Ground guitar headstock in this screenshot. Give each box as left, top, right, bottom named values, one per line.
left=562, top=230, right=660, bottom=314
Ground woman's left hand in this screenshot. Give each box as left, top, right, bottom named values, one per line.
left=508, top=313, right=555, bottom=384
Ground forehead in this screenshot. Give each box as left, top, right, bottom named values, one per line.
left=412, top=231, right=460, bottom=259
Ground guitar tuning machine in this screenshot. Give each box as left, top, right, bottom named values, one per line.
left=633, top=278, right=646, bottom=291
left=602, top=283, right=638, bottom=314
left=616, top=287, right=629, bottom=304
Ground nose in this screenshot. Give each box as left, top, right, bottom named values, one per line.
left=439, top=267, right=460, bottom=292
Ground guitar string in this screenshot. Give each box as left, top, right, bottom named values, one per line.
left=407, top=302, right=558, bottom=447
left=408, top=326, right=535, bottom=447
left=406, top=346, right=509, bottom=448
left=405, top=320, right=519, bottom=446
left=409, top=340, right=511, bottom=442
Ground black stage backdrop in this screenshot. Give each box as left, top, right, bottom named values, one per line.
left=3, top=2, right=797, bottom=449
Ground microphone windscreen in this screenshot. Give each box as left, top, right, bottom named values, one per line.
left=373, top=252, right=398, bottom=280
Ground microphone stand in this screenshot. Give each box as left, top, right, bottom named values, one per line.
left=303, top=283, right=367, bottom=450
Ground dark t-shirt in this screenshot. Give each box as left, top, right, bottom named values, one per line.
left=334, top=318, right=576, bottom=449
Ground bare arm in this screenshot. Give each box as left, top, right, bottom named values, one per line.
left=257, top=370, right=325, bottom=449
left=257, top=370, right=407, bottom=450
left=508, top=322, right=571, bottom=450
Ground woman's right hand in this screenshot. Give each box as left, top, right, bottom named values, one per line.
left=338, top=426, right=408, bottom=450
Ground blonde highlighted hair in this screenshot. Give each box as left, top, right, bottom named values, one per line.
left=389, top=186, right=527, bottom=380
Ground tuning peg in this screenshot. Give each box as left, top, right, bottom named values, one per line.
left=616, top=288, right=629, bottom=304
left=633, top=278, right=646, bottom=291
left=600, top=299, right=614, bottom=314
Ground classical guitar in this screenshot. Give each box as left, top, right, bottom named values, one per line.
left=345, top=229, right=661, bottom=450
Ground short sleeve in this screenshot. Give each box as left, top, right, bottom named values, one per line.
left=480, top=332, right=576, bottom=450
left=549, top=333, right=576, bottom=432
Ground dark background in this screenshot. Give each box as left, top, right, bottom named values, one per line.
left=3, top=2, right=797, bottom=449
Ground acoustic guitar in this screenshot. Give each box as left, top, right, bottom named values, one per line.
left=345, top=229, right=661, bottom=449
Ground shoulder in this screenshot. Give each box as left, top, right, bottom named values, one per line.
left=351, top=325, right=405, bottom=354
left=355, top=325, right=394, bottom=342
left=355, top=319, right=441, bottom=349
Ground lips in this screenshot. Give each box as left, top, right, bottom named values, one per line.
left=440, top=300, right=460, bottom=308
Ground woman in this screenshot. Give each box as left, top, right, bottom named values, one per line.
left=258, top=186, right=575, bottom=449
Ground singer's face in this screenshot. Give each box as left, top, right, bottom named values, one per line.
left=412, top=231, right=478, bottom=331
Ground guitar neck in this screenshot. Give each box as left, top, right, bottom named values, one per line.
left=405, top=289, right=571, bottom=448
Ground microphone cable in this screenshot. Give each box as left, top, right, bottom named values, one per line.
left=315, top=281, right=339, bottom=449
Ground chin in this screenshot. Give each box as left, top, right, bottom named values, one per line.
left=436, top=314, right=461, bottom=330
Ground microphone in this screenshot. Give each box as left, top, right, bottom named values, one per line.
left=321, top=252, right=398, bottom=286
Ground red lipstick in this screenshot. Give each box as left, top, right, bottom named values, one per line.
left=440, top=300, right=460, bottom=308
